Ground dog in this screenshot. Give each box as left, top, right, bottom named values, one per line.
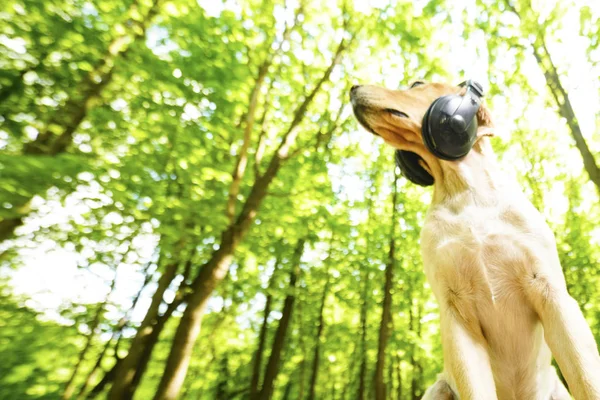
left=350, top=80, right=600, bottom=399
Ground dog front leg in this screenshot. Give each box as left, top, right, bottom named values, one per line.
left=423, top=375, right=456, bottom=400
left=441, top=310, right=497, bottom=400
left=528, top=280, right=600, bottom=399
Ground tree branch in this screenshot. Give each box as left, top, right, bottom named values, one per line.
left=225, top=3, right=303, bottom=223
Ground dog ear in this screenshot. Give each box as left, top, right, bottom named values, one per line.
left=477, top=102, right=493, bottom=127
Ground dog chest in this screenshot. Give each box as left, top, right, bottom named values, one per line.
left=421, top=201, right=559, bottom=306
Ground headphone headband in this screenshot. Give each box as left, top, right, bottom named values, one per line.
left=459, top=80, right=484, bottom=97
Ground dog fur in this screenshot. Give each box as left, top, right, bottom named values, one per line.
left=350, top=81, right=600, bottom=399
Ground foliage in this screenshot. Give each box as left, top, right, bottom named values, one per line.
left=0, top=0, right=599, bottom=399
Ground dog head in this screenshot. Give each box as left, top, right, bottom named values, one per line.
left=350, top=81, right=493, bottom=185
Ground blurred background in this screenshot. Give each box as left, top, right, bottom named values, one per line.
left=1, top=0, right=599, bottom=399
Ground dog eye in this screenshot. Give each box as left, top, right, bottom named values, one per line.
left=410, top=80, right=425, bottom=88
left=386, top=108, right=409, bottom=118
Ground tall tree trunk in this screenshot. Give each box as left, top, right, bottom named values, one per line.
left=108, top=260, right=180, bottom=399
left=307, top=276, right=330, bottom=400
left=76, top=264, right=152, bottom=399
left=75, top=337, right=113, bottom=400
left=257, top=239, right=305, bottom=400
left=503, top=0, right=600, bottom=195
left=0, top=0, right=163, bottom=243
left=151, top=41, right=346, bottom=400
left=296, top=300, right=307, bottom=400
left=410, top=357, right=418, bottom=398
left=374, top=172, right=399, bottom=400
left=532, top=36, right=600, bottom=195
left=134, top=289, right=188, bottom=394
left=93, top=288, right=183, bottom=399
left=250, top=257, right=282, bottom=399
left=282, top=378, right=294, bottom=400
left=215, top=354, right=230, bottom=399
left=180, top=298, right=235, bottom=399
left=387, top=352, right=394, bottom=400
left=396, top=353, right=403, bottom=400
left=296, top=356, right=307, bottom=400
left=86, top=360, right=120, bottom=399
left=409, top=304, right=422, bottom=400
left=62, top=272, right=118, bottom=399
left=410, top=355, right=422, bottom=400
left=357, top=273, right=369, bottom=400
left=341, top=343, right=357, bottom=400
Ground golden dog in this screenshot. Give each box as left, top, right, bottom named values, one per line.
left=350, top=81, right=600, bottom=399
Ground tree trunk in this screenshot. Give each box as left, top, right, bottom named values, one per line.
left=250, top=257, right=282, bottom=399
left=77, top=264, right=151, bottom=399
left=61, top=312, right=100, bottom=399
left=150, top=244, right=239, bottom=400
left=532, top=36, right=600, bottom=195
left=127, top=299, right=181, bottom=396
left=341, top=344, right=357, bottom=400
left=257, top=239, right=305, bottom=400
left=108, top=260, right=179, bottom=400
left=374, top=172, right=399, bottom=400
left=387, top=352, right=394, bottom=400
left=307, top=276, right=330, bottom=400
left=282, top=378, right=294, bottom=400
left=93, top=291, right=182, bottom=400
left=410, top=356, right=418, bottom=400
left=75, top=338, right=113, bottom=400
left=357, top=274, right=369, bottom=400
left=396, top=353, right=403, bottom=400
left=86, top=360, right=120, bottom=399
left=215, top=355, right=230, bottom=399
left=151, top=41, right=346, bottom=400
left=250, top=293, right=272, bottom=397
left=0, top=0, right=163, bottom=243
left=225, top=60, right=271, bottom=223
left=296, top=301, right=307, bottom=400
left=409, top=305, right=422, bottom=400
left=296, top=356, right=307, bottom=400
left=62, top=272, right=118, bottom=399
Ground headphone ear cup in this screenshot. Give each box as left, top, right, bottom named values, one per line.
left=422, top=94, right=479, bottom=160
left=422, top=95, right=458, bottom=160
left=395, top=150, right=434, bottom=186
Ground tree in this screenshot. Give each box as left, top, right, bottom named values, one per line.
left=257, top=239, right=305, bottom=400
left=0, top=0, right=164, bottom=241
left=150, top=30, right=351, bottom=400
left=307, top=267, right=330, bottom=400
left=2, top=1, right=599, bottom=400
left=249, top=254, right=282, bottom=399
left=478, top=0, right=600, bottom=195
left=374, top=169, right=399, bottom=400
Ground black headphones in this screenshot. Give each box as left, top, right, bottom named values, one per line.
left=395, top=80, right=485, bottom=186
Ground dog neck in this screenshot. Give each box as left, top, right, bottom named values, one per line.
left=430, top=135, right=502, bottom=207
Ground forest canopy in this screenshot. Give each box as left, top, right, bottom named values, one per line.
left=1, top=0, right=599, bottom=399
